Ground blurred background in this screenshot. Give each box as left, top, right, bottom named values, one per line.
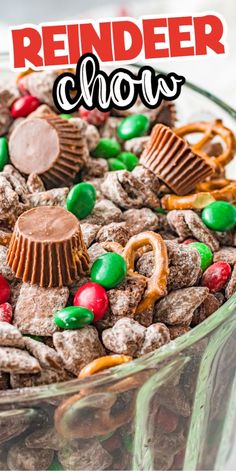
left=0, top=0, right=235, bottom=107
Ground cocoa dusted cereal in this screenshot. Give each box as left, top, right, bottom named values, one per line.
left=0, top=66, right=235, bottom=472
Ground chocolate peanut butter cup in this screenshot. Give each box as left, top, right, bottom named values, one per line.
left=7, top=206, right=89, bottom=288
left=140, top=124, right=213, bottom=195
left=9, top=115, right=87, bottom=188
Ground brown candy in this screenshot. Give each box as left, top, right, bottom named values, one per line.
left=7, top=206, right=89, bottom=287
left=140, top=124, right=213, bottom=195
left=9, top=115, right=87, bottom=188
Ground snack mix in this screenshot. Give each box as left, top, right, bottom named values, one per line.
left=0, top=69, right=235, bottom=470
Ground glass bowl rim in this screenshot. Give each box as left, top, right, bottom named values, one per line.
left=0, top=66, right=236, bottom=404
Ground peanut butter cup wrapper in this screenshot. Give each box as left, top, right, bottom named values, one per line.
left=7, top=206, right=89, bottom=288
left=9, top=114, right=87, bottom=189
left=140, top=124, right=213, bottom=195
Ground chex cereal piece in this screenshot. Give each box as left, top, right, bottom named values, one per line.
left=102, top=317, right=145, bottom=356
left=108, top=276, right=146, bottom=318
left=226, top=264, right=236, bottom=299
left=156, top=384, right=191, bottom=417
left=81, top=222, right=101, bottom=247
left=214, top=230, right=235, bottom=247
left=101, top=171, right=145, bottom=209
left=3, top=165, right=28, bottom=200
left=169, top=325, right=190, bottom=340
left=53, top=326, right=105, bottom=376
left=84, top=157, right=108, bottom=178
left=153, top=425, right=186, bottom=455
left=102, top=318, right=170, bottom=357
left=58, top=439, right=112, bottom=471
left=0, top=84, right=20, bottom=107
left=24, top=337, right=63, bottom=371
left=122, top=208, right=159, bottom=235
left=13, top=284, right=69, bottom=336
left=83, top=198, right=122, bottom=225
left=96, top=222, right=131, bottom=246
left=0, top=107, right=12, bottom=136
left=0, top=230, right=12, bottom=248
left=124, top=136, right=149, bottom=156
left=0, top=372, right=9, bottom=390
left=10, top=368, right=72, bottom=389
left=0, top=246, right=15, bottom=281
left=136, top=242, right=200, bottom=292
left=132, top=165, right=160, bottom=208
left=88, top=243, right=107, bottom=266
left=0, top=175, right=26, bottom=227
left=192, top=293, right=221, bottom=326
left=165, top=240, right=201, bottom=290
left=26, top=173, right=45, bottom=193
left=25, top=427, right=67, bottom=450
left=139, top=323, right=170, bottom=356
left=167, top=210, right=219, bottom=251
left=154, top=287, right=209, bottom=326
left=7, top=441, right=54, bottom=471
left=214, top=246, right=236, bottom=264
left=27, top=188, right=68, bottom=208
left=0, top=321, right=24, bottom=348
left=0, top=347, right=40, bottom=373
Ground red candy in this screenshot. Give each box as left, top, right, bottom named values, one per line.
left=201, top=261, right=231, bottom=293
left=0, top=275, right=10, bottom=304
left=182, top=239, right=197, bottom=245
left=74, top=282, right=109, bottom=322
left=0, top=303, right=13, bottom=323
left=102, top=435, right=121, bottom=452
left=156, top=406, right=178, bottom=433
left=79, top=107, right=110, bottom=126
left=11, top=96, right=40, bottom=118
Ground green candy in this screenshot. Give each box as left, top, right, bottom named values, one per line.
left=117, top=152, right=139, bottom=171
left=54, top=306, right=94, bottom=330
left=117, top=114, right=149, bottom=140
left=60, top=114, right=73, bottom=120
left=202, top=200, right=236, bottom=232
left=122, top=435, right=133, bottom=453
left=66, top=182, right=96, bottom=219
left=154, top=207, right=166, bottom=214
left=24, top=335, right=43, bottom=342
left=0, top=137, right=9, bottom=171
left=91, top=138, right=121, bottom=159
left=91, top=252, right=127, bottom=289
left=47, top=460, right=64, bottom=470
left=190, top=242, right=213, bottom=271
left=108, top=158, right=126, bottom=171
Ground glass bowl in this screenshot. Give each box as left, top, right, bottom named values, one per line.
left=0, top=65, right=236, bottom=471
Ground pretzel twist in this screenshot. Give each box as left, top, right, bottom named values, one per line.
left=123, top=231, right=169, bottom=314
left=161, top=182, right=236, bottom=210
left=55, top=355, right=133, bottom=439
left=54, top=390, right=133, bottom=439
left=196, top=178, right=233, bottom=192
left=175, top=119, right=235, bottom=168
left=79, top=355, right=132, bottom=379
